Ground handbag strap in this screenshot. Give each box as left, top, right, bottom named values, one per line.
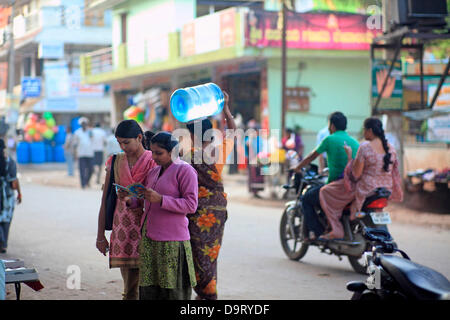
left=109, top=154, right=117, bottom=186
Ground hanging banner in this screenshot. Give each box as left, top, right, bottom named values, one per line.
left=246, top=10, right=380, bottom=51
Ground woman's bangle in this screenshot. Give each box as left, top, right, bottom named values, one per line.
left=96, top=239, right=106, bottom=243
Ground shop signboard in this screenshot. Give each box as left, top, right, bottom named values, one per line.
left=265, top=0, right=372, bottom=13
left=21, top=77, right=42, bottom=98
left=427, top=84, right=450, bottom=143
left=70, top=70, right=104, bottom=97
left=371, top=59, right=403, bottom=111
left=32, top=98, right=78, bottom=112
left=181, top=8, right=236, bottom=57
left=44, top=61, right=71, bottom=99
left=286, top=87, right=310, bottom=112
left=220, top=8, right=236, bottom=48
left=178, top=69, right=211, bottom=87
left=246, top=10, right=380, bottom=51
left=146, top=33, right=170, bottom=63
left=195, top=13, right=221, bottom=55
left=38, top=41, right=64, bottom=59
left=0, top=7, right=12, bottom=28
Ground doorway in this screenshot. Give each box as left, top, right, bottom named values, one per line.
left=224, top=72, right=261, bottom=126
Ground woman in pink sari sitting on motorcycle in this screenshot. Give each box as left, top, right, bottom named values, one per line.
left=318, top=117, right=403, bottom=240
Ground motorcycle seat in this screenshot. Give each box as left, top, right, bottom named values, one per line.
left=362, top=188, right=391, bottom=208
left=380, top=255, right=450, bottom=300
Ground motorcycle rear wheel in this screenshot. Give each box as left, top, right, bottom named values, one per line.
left=280, top=205, right=309, bottom=260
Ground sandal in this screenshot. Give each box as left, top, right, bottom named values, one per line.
left=318, top=232, right=344, bottom=241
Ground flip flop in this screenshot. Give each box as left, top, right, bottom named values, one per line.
left=318, top=233, right=345, bottom=241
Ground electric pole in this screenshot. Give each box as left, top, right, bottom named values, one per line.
left=6, top=0, right=15, bottom=95
left=281, top=0, right=287, bottom=135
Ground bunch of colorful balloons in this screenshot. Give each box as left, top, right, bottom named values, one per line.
left=123, top=105, right=144, bottom=123
left=23, top=112, right=59, bottom=142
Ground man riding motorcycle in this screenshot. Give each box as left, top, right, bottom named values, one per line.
left=294, top=112, right=359, bottom=240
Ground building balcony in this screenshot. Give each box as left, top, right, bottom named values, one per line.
left=0, top=5, right=112, bottom=52
left=80, top=7, right=378, bottom=85
left=80, top=7, right=244, bottom=84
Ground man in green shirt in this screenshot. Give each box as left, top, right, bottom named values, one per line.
left=294, top=112, right=359, bottom=239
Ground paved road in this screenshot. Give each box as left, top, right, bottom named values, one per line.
left=2, top=182, right=450, bottom=300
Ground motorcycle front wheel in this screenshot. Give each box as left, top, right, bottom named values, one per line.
left=279, top=204, right=309, bottom=260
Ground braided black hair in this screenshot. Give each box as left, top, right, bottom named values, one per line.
left=364, top=117, right=392, bottom=172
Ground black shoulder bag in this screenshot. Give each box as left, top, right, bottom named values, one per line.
left=105, top=154, right=117, bottom=231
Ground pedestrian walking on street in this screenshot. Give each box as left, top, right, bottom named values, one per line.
left=92, top=122, right=107, bottom=184
left=0, top=139, right=22, bottom=254
left=317, top=124, right=330, bottom=174
left=246, top=120, right=265, bottom=198
left=74, top=117, right=94, bottom=188
left=105, top=128, right=122, bottom=158
left=63, top=126, right=76, bottom=177
left=185, top=91, right=236, bottom=300
left=129, top=132, right=198, bottom=300
left=96, top=119, right=156, bottom=300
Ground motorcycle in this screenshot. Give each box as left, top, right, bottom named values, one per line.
left=347, top=227, right=450, bottom=300
left=279, top=164, right=394, bottom=274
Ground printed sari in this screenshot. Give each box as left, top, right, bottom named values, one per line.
left=105, top=150, right=156, bottom=268
left=187, top=139, right=232, bottom=300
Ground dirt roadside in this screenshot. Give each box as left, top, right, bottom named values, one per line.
left=17, top=163, right=450, bottom=230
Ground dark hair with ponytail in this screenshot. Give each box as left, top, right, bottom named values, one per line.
left=0, top=139, right=6, bottom=177
left=364, top=117, right=392, bottom=172
left=114, top=119, right=154, bottom=150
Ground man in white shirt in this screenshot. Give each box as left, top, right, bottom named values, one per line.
left=74, top=117, right=94, bottom=189
left=91, top=122, right=107, bottom=184
left=316, top=125, right=330, bottom=174
left=105, top=128, right=122, bottom=158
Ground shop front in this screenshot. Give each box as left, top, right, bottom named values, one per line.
left=244, top=9, right=381, bottom=153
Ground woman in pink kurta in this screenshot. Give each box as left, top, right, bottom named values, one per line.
left=96, top=120, right=156, bottom=300
left=131, top=131, right=198, bottom=300
left=319, top=118, right=403, bottom=240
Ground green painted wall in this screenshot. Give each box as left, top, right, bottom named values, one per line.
left=267, top=56, right=370, bottom=156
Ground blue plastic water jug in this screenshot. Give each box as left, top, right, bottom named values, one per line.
left=16, top=142, right=30, bottom=164
left=30, top=142, right=45, bottom=164
left=170, top=83, right=224, bottom=123
left=54, top=125, right=66, bottom=145
left=53, top=145, right=65, bottom=162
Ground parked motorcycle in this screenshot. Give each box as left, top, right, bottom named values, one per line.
left=347, top=227, right=450, bottom=300
left=279, top=164, right=394, bottom=274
